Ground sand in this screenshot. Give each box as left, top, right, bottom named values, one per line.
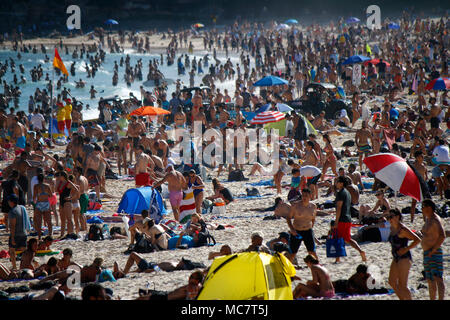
left=0, top=27, right=449, bottom=301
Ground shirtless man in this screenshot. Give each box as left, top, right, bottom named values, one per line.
left=127, top=116, right=145, bottom=163
left=234, top=106, right=244, bottom=127
left=347, top=163, right=364, bottom=191
left=117, top=137, right=131, bottom=176
left=411, top=151, right=428, bottom=223
left=68, top=175, right=82, bottom=235
left=135, top=145, right=155, bottom=187
left=218, top=105, right=230, bottom=129
left=19, top=239, right=46, bottom=279
left=11, top=116, right=27, bottom=150
left=139, top=132, right=153, bottom=151
left=312, top=111, right=331, bottom=131
left=429, top=97, right=442, bottom=138
left=153, top=165, right=186, bottom=221
left=355, top=121, right=373, bottom=172
left=191, top=89, right=203, bottom=120
left=193, top=106, right=207, bottom=132
left=74, top=167, right=88, bottom=232
left=302, top=141, right=319, bottom=167
left=174, top=106, right=186, bottom=128
left=84, top=145, right=102, bottom=200
left=420, top=199, right=446, bottom=300
left=153, top=139, right=169, bottom=167
left=234, top=90, right=243, bottom=108
left=286, top=188, right=318, bottom=262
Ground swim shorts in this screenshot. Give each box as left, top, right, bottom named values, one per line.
left=169, top=191, right=183, bottom=208
left=337, top=222, right=352, bottom=242
left=79, top=193, right=89, bottom=214
left=135, top=172, right=151, bottom=187
left=430, top=117, right=440, bottom=129
left=289, top=229, right=316, bottom=254
left=87, top=169, right=100, bottom=187
left=137, top=258, right=157, bottom=272
left=15, top=136, right=26, bottom=149
left=9, top=235, right=27, bottom=249
left=423, top=247, right=444, bottom=281
left=358, top=144, right=371, bottom=154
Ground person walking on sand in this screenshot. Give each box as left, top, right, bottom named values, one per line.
left=386, top=209, right=421, bottom=300
left=420, top=199, right=446, bottom=300
left=153, top=165, right=186, bottom=221
left=7, top=194, right=29, bottom=271
left=333, top=176, right=366, bottom=262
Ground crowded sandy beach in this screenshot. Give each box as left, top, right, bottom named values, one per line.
left=0, top=5, right=449, bottom=302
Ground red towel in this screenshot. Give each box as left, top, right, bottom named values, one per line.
left=383, top=128, right=396, bottom=150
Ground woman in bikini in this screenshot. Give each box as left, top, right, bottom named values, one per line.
left=33, top=173, right=52, bottom=240
left=187, top=170, right=205, bottom=214
left=68, top=175, right=82, bottom=236
left=320, top=134, right=337, bottom=181
left=386, top=209, right=421, bottom=300
left=56, top=171, right=79, bottom=239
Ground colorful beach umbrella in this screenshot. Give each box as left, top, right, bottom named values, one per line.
left=253, top=75, right=289, bottom=87
left=255, top=103, right=271, bottom=114
left=425, top=77, right=450, bottom=91
left=250, top=111, right=285, bottom=125
left=276, top=23, right=291, bottom=31
left=276, top=103, right=293, bottom=113
left=193, top=23, right=204, bottom=28
left=129, top=106, right=170, bottom=117
left=342, top=55, right=371, bottom=65
left=363, top=153, right=424, bottom=202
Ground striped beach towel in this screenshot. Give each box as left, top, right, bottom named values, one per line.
left=179, top=188, right=196, bottom=224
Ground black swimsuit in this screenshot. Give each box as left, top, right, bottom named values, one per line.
left=59, top=183, right=71, bottom=206
left=389, top=229, right=412, bottom=262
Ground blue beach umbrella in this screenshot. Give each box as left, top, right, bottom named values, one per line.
left=253, top=75, right=289, bottom=87
left=285, top=19, right=299, bottom=24
left=255, top=103, right=271, bottom=114
left=388, top=22, right=400, bottom=30
left=105, top=19, right=119, bottom=25
left=346, top=17, right=360, bottom=24
left=342, top=55, right=371, bottom=65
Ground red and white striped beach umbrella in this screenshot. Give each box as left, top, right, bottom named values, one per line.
left=250, top=111, right=285, bottom=125
left=363, top=153, right=423, bottom=202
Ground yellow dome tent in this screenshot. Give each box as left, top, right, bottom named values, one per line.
left=196, top=252, right=296, bottom=300
left=264, top=114, right=317, bottom=137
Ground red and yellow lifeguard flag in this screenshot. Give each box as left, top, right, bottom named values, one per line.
left=53, top=48, right=68, bottom=76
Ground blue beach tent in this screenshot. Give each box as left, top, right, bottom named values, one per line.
left=117, top=187, right=167, bottom=223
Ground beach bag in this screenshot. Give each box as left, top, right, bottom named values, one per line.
left=246, top=187, right=260, bottom=197
left=228, top=169, right=247, bottom=182
left=196, top=229, right=216, bottom=247
left=133, top=232, right=155, bottom=253
left=326, top=232, right=347, bottom=258
left=88, top=224, right=104, bottom=241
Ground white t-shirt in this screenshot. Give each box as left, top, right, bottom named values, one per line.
left=300, top=165, right=321, bottom=178
left=30, top=113, right=45, bottom=130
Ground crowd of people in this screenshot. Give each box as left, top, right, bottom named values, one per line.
left=0, top=12, right=448, bottom=301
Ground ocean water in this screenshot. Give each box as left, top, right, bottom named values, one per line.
left=0, top=47, right=243, bottom=120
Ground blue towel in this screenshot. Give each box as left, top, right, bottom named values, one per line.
left=247, top=179, right=274, bottom=187
left=20, top=206, right=32, bottom=233
left=87, top=216, right=104, bottom=224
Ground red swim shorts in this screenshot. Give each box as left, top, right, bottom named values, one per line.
left=337, top=222, right=352, bottom=242
left=65, top=119, right=72, bottom=131
left=135, top=172, right=151, bottom=187
left=57, top=121, right=66, bottom=133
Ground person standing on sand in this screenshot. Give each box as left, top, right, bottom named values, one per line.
left=134, top=145, right=155, bottom=187
left=286, top=188, right=318, bottom=263
left=7, top=194, right=28, bottom=271
left=355, top=120, right=373, bottom=173
left=333, top=176, right=366, bottom=262
left=74, top=167, right=88, bottom=232
left=386, top=209, right=421, bottom=300
left=420, top=199, right=446, bottom=300
left=153, top=165, right=186, bottom=221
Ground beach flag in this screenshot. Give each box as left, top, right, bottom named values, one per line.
left=179, top=188, right=196, bottom=224
left=53, top=48, right=68, bottom=76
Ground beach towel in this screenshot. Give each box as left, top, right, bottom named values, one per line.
left=247, top=179, right=274, bottom=187
left=179, top=188, right=196, bottom=224
left=20, top=206, right=32, bottom=234
left=382, top=128, right=396, bottom=150
left=235, top=193, right=274, bottom=200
